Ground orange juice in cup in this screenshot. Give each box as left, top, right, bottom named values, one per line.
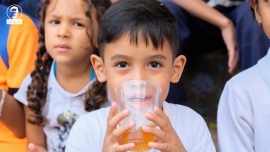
left=115, top=80, right=161, bottom=151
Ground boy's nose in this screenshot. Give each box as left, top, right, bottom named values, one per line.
left=132, top=67, right=148, bottom=80
left=57, top=24, right=70, bottom=38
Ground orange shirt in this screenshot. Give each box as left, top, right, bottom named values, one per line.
left=0, top=6, right=38, bottom=152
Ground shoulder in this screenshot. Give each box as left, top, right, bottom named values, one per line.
left=74, top=107, right=110, bottom=128
left=164, top=102, right=204, bottom=122
left=223, top=64, right=265, bottom=98
left=67, top=107, right=110, bottom=151
left=16, top=73, right=32, bottom=89
left=71, top=107, right=110, bottom=137
left=230, top=65, right=259, bottom=84
left=163, top=102, right=215, bottom=151
left=13, top=73, right=32, bottom=105
left=163, top=102, right=208, bottom=136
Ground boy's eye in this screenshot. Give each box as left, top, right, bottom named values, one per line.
left=51, top=20, right=60, bottom=24
left=149, top=62, right=161, bottom=68
left=116, top=62, right=129, bottom=68
left=74, top=22, right=83, bottom=27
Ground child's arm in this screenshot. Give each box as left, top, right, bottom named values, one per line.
left=170, top=0, right=238, bottom=74
left=24, top=106, right=47, bottom=152
left=0, top=93, right=25, bottom=138
left=102, top=102, right=136, bottom=152
left=142, top=107, right=187, bottom=152
left=171, top=0, right=231, bottom=29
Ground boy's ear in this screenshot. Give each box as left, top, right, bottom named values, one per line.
left=90, top=54, right=107, bottom=82
left=250, top=0, right=261, bottom=23
left=170, top=55, right=186, bottom=83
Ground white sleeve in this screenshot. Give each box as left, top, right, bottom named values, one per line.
left=66, top=116, right=87, bottom=152
left=65, top=117, right=87, bottom=152
left=13, top=74, right=32, bottom=105
left=191, top=114, right=216, bottom=152
left=218, top=82, right=254, bottom=152
left=66, top=114, right=102, bottom=152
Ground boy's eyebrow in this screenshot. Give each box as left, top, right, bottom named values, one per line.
left=111, top=54, right=131, bottom=60
left=111, top=54, right=167, bottom=60
left=148, top=55, right=167, bottom=60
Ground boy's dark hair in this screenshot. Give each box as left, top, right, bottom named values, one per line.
left=26, top=0, right=111, bottom=125
left=98, top=0, right=179, bottom=59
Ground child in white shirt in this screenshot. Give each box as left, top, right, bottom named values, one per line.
left=66, top=0, right=216, bottom=151
left=218, top=0, right=270, bottom=151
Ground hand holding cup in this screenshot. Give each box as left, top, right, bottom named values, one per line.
left=115, top=80, right=162, bottom=151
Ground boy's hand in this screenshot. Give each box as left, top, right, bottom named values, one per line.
left=142, top=107, right=187, bottom=152
left=102, top=102, right=136, bottom=152
left=28, top=143, right=47, bottom=152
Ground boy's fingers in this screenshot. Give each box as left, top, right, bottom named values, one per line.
left=154, top=136, right=160, bottom=142
left=107, top=102, right=118, bottom=122
left=142, top=126, right=169, bottom=142
left=106, top=102, right=118, bottom=134
left=148, top=142, right=170, bottom=151
left=111, top=121, right=135, bottom=140
left=154, top=107, right=170, bottom=123
left=115, top=143, right=135, bottom=152
left=107, top=108, right=130, bottom=134
left=145, top=108, right=172, bottom=132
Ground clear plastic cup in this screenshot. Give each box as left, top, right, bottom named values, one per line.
left=115, top=80, right=162, bottom=151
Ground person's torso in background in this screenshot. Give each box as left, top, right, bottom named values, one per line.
left=0, top=4, right=38, bottom=152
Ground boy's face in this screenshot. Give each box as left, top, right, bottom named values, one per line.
left=91, top=34, right=186, bottom=105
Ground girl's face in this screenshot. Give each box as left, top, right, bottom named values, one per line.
left=44, top=0, right=98, bottom=66
left=252, top=0, right=270, bottom=39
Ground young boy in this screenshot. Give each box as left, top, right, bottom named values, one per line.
left=66, top=0, right=215, bottom=151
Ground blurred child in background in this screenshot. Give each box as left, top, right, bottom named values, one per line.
left=0, top=4, right=39, bottom=152
left=13, top=0, right=111, bottom=151
left=218, top=0, right=270, bottom=151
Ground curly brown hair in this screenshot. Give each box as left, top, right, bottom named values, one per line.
left=26, top=0, right=111, bottom=125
